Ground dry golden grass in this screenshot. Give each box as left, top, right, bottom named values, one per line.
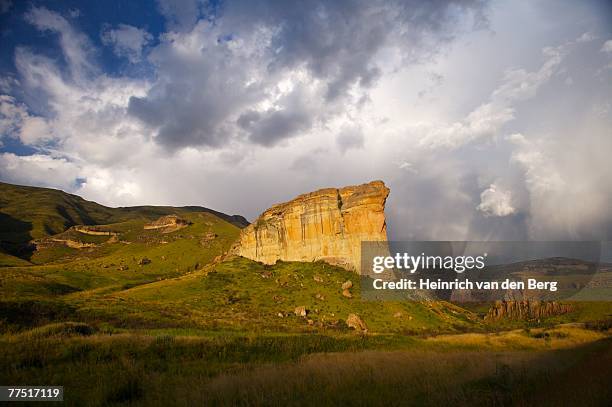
left=2, top=324, right=610, bottom=406
left=426, top=325, right=607, bottom=350
left=200, top=338, right=611, bottom=406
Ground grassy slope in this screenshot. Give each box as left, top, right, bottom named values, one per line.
left=0, top=181, right=247, bottom=256
left=0, top=249, right=32, bottom=267
left=0, top=210, right=241, bottom=330
left=68, top=256, right=479, bottom=333
left=0, top=182, right=121, bottom=250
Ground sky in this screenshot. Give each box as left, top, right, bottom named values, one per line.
left=0, top=0, right=611, bottom=241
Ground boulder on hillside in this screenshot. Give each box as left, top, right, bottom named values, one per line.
left=138, top=257, right=151, bottom=266
left=294, top=306, right=307, bottom=317
left=342, top=280, right=353, bottom=298
left=346, top=313, right=367, bottom=332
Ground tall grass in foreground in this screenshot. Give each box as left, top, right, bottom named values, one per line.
left=0, top=324, right=610, bottom=406
left=203, top=340, right=611, bottom=406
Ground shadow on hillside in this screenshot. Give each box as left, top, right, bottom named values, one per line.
left=0, top=212, right=34, bottom=259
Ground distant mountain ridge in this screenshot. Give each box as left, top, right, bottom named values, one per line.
left=0, top=181, right=248, bottom=256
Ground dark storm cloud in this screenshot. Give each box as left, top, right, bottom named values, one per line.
left=237, top=86, right=315, bottom=146
left=224, top=0, right=487, bottom=100
left=129, top=0, right=488, bottom=151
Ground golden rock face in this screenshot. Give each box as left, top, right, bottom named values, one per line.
left=234, top=180, right=389, bottom=271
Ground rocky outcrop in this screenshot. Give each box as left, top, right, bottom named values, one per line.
left=346, top=313, right=368, bottom=331
left=73, top=226, right=118, bottom=236
left=233, top=181, right=389, bottom=271
left=484, top=300, right=573, bottom=321
left=144, top=215, right=191, bottom=233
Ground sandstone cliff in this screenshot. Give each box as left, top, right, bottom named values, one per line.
left=233, top=180, right=389, bottom=271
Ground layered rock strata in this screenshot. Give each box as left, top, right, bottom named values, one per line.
left=233, top=180, right=389, bottom=271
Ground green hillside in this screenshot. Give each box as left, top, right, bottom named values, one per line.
left=0, top=182, right=248, bottom=257
left=63, top=256, right=479, bottom=334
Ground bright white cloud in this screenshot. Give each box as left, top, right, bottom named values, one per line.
left=477, top=183, right=516, bottom=217
left=0, top=153, right=81, bottom=190
left=417, top=43, right=567, bottom=149
left=0, top=95, right=53, bottom=145
left=601, top=39, right=612, bottom=53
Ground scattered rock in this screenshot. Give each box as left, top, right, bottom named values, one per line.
left=261, top=271, right=273, bottom=279
left=294, top=306, right=307, bottom=317
left=393, top=312, right=403, bottom=318
left=200, top=232, right=218, bottom=247
left=346, top=313, right=367, bottom=332
left=49, top=238, right=97, bottom=249
left=138, top=257, right=151, bottom=266
left=277, top=312, right=284, bottom=318
left=307, top=319, right=314, bottom=325
left=315, top=293, right=326, bottom=301
left=341, top=280, right=353, bottom=298
left=341, top=280, right=353, bottom=290
left=73, top=226, right=118, bottom=236
left=313, top=275, right=324, bottom=283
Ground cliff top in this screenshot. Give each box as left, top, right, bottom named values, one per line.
left=264, top=180, right=389, bottom=216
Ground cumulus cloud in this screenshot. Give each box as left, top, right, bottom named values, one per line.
left=507, top=125, right=612, bottom=240
left=128, top=0, right=487, bottom=150
left=1, top=1, right=611, bottom=242
left=601, top=39, right=612, bottom=53
left=0, top=153, right=81, bottom=190
left=477, top=183, right=516, bottom=217
left=0, top=95, right=53, bottom=145
left=417, top=42, right=567, bottom=149
left=101, top=24, right=152, bottom=63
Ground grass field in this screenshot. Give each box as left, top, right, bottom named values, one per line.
left=0, top=323, right=609, bottom=406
